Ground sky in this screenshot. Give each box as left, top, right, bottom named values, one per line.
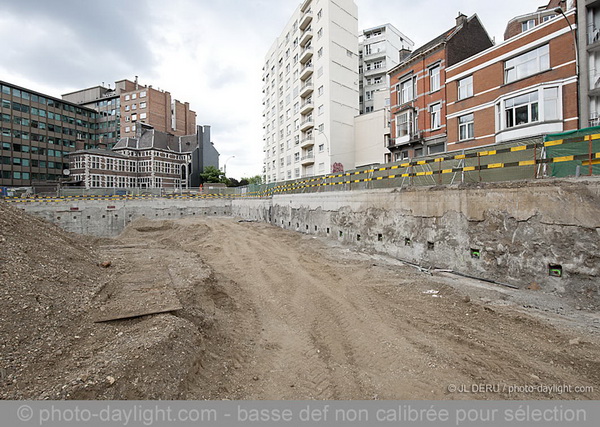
left=0, top=0, right=542, bottom=179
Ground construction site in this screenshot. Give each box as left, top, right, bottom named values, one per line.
left=1, top=170, right=600, bottom=400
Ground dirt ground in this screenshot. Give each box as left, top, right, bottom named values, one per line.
left=1, top=202, right=599, bottom=400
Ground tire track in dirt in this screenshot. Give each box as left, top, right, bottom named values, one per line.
left=143, top=217, right=600, bottom=400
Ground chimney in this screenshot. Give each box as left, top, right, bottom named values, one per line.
left=135, top=75, right=139, bottom=90
left=399, top=48, right=412, bottom=62
left=97, top=135, right=108, bottom=150
left=456, top=12, right=467, bottom=27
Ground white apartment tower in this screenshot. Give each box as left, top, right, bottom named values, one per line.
left=262, top=0, right=359, bottom=183
left=359, top=24, right=414, bottom=114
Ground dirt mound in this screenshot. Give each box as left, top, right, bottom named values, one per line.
left=0, top=202, right=202, bottom=399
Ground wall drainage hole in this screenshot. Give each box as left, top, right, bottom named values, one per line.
left=87, top=216, right=91, bottom=220
left=470, top=248, right=481, bottom=259
left=315, top=226, right=318, bottom=232
left=549, top=264, right=563, bottom=278
left=339, top=231, right=343, bottom=238
left=327, top=228, right=330, bottom=234
left=357, top=234, right=361, bottom=241
left=405, top=238, right=412, bottom=247
left=378, top=234, right=383, bottom=242
left=427, top=241, right=435, bottom=251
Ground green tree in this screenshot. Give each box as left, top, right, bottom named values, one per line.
left=247, top=175, right=262, bottom=185
left=200, top=166, right=225, bottom=183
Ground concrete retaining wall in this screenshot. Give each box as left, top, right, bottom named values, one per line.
left=232, top=178, right=600, bottom=302
left=15, top=177, right=600, bottom=303
left=20, top=199, right=232, bottom=237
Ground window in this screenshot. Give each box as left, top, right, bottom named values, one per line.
left=318, top=105, right=324, bottom=115
left=317, top=28, right=323, bottom=39
left=458, top=113, right=474, bottom=141
left=140, top=112, right=147, bottom=119
left=398, top=77, right=414, bottom=104
left=505, top=44, right=549, bottom=83
left=140, top=102, right=147, bottom=108
left=430, top=103, right=441, bottom=129
left=429, top=65, right=440, bottom=92
left=318, top=48, right=323, bottom=58
left=125, top=126, right=131, bottom=133
left=544, top=87, right=559, bottom=121
left=318, top=144, right=324, bottom=152
left=132, top=114, right=137, bottom=121
left=457, top=76, right=473, bottom=100
left=505, top=91, right=538, bottom=128
left=428, top=143, right=445, bottom=155
left=125, top=95, right=130, bottom=101
left=396, top=111, right=413, bottom=138
left=140, top=91, right=147, bottom=97
left=318, top=86, right=324, bottom=96
left=366, top=91, right=374, bottom=101
left=522, top=19, right=535, bottom=32
left=317, top=9, right=322, bottom=20
left=132, top=93, right=137, bottom=99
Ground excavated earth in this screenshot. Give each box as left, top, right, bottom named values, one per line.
left=1, top=201, right=599, bottom=400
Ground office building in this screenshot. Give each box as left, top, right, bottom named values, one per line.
left=1, top=80, right=98, bottom=187
left=262, top=0, right=359, bottom=183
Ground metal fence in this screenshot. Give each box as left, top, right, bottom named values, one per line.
left=237, top=134, right=600, bottom=198
left=3, top=134, right=600, bottom=202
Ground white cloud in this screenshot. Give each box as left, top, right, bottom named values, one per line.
left=0, top=0, right=543, bottom=179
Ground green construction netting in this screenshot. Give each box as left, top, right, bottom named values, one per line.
left=544, top=126, right=600, bottom=177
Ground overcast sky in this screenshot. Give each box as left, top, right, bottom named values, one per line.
left=0, top=0, right=542, bottom=179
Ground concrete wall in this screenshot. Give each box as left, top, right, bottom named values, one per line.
left=17, top=177, right=600, bottom=304
left=231, top=178, right=600, bottom=303
left=20, top=199, right=232, bottom=237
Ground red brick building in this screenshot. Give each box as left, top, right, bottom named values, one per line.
left=387, top=14, right=493, bottom=162
left=504, top=0, right=567, bottom=40
left=445, top=6, right=577, bottom=151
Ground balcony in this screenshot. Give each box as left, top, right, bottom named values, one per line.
left=300, top=117, right=314, bottom=132
left=299, top=62, right=314, bottom=80
left=363, top=65, right=386, bottom=77
left=300, top=136, right=315, bottom=149
left=300, top=80, right=314, bottom=97
left=300, top=46, right=313, bottom=64
left=300, top=98, right=314, bottom=114
left=299, top=10, right=313, bottom=31
left=363, top=48, right=386, bottom=61
left=300, top=27, right=313, bottom=47
left=301, top=153, right=315, bottom=165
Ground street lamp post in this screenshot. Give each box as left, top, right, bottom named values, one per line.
left=554, top=7, right=578, bottom=75
left=223, top=155, right=235, bottom=177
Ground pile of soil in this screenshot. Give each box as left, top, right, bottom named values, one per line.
left=0, top=203, right=202, bottom=399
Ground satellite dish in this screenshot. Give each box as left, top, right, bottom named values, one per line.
left=63, top=169, right=71, bottom=176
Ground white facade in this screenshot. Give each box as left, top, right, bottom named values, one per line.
left=262, top=0, right=359, bottom=183
left=358, top=24, right=413, bottom=115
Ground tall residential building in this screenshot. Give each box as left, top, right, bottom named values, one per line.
left=62, top=78, right=196, bottom=147
left=354, top=24, right=413, bottom=168
left=359, top=24, right=413, bottom=115
left=262, top=0, right=359, bottom=183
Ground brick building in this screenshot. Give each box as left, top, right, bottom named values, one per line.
left=69, top=123, right=218, bottom=190
left=504, top=0, right=566, bottom=40
left=387, top=14, right=493, bottom=162
left=445, top=6, right=578, bottom=151
left=62, top=77, right=196, bottom=146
